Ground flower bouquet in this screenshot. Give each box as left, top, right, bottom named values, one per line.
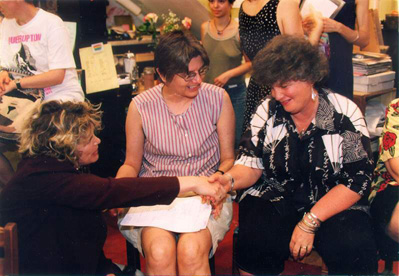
left=136, top=13, right=159, bottom=41
left=161, top=10, right=192, bottom=34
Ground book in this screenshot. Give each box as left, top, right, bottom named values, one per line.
left=300, top=0, right=345, bottom=19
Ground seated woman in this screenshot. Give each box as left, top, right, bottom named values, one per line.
left=117, top=30, right=235, bottom=275
left=0, top=101, right=226, bottom=276
left=369, top=98, right=399, bottom=259
left=210, top=35, right=378, bottom=275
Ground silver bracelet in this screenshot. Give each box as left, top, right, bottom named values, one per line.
left=297, top=221, right=316, bottom=234
left=351, top=31, right=359, bottom=43
left=225, top=172, right=235, bottom=193
left=309, top=211, right=323, bottom=223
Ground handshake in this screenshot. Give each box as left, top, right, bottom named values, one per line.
left=177, top=173, right=234, bottom=218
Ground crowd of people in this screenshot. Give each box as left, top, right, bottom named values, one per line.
left=0, top=0, right=398, bottom=276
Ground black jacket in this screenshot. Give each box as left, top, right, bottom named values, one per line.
left=0, top=156, right=179, bottom=275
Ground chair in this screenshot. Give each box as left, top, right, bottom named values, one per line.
left=125, top=240, right=216, bottom=275
left=376, top=230, right=399, bottom=274
left=0, top=223, right=19, bottom=276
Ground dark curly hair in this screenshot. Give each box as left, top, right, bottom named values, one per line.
left=252, top=35, right=328, bottom=88
left=155, top=30, right=209, bottom=83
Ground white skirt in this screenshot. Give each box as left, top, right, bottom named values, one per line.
left=118, top=196, right=233, bottom=258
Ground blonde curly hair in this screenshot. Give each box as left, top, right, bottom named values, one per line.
left=18, top=100, right=102, bottom=167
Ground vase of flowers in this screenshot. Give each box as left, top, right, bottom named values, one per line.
left=136, top=12, right=159, bottom=41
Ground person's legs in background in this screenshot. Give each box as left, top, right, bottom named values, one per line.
left=315, top=209, right=378, bottom=275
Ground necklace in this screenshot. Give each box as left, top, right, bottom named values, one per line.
left=213, top=17, right=231, bottom=35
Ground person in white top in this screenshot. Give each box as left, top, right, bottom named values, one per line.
left=0, top=0, right=84, bottom=189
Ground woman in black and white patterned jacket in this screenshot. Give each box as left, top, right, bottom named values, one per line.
left=210, top=35, right=378, bottom=275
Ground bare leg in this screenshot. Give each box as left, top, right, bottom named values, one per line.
left=386, top=202, right=399, bottom=243
left=177, top=228, right=212, bottom=275
left=142, top=227, right=177, bottom=275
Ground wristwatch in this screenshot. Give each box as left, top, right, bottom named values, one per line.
left=15, top=78, right=22, bottom=90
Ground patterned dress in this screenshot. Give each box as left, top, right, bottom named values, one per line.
left=239, top=0, right=281, bottom=132
left=369, top=98, right=399, bottom=202
left=236, top=88, right=374, bottom=213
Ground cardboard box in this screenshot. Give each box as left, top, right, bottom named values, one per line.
left=354, top=71, right=395, bottom=92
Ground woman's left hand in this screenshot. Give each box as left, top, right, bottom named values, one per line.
left=214, top=72, right=231, bottom=88
left=322, top=17, right=341, bottom=33
left=289, top=224, right=315, bottom=261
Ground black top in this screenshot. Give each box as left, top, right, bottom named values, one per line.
left=0, top=156, right=179, bottom=275
left=326, top=0, right=356, bottom=99
left=239, top=0, right=281, bottom=131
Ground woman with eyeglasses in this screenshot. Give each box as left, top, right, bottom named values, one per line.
left=117, top=30, right=235, bottom=275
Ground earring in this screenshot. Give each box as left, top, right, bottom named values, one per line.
left=311, top=88, right=317, bottom=101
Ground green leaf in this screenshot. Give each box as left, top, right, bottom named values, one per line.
left=389, top=146, right=395, bottom=157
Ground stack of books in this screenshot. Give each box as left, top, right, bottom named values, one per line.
left=353, top=51, right=395, bottom=92
left=353, top=52, right=392, bottom=76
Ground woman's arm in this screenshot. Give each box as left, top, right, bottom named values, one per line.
left=209, top=164, right=263, bottom=193
left=0, top=69, right=66, bottom=95
left=200, top=21, right=207, bottom=42
left=309, top=184, right=362, bottom=222
left=322, top=0, right=369, bottom=48
left=116, top=101, right=144, bottom=178
left=277, top=0, right=323, bottom=46
left=213, top=58, right=252, bottom=88
left=215, top=91, right=236, bottom=173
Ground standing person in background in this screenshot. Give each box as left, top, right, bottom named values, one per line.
left=0, top=0, right=84, bottom=189
left=239, top=0, right=322, bottom=132
left=201, top=0, right=251, bottom=148
left=322, top=0, right=369, bottom=100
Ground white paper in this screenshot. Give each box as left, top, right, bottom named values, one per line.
left=120, top=196, right=212, bottom=233
left=300, top=0, right=345, bottom=19
left=64, top=21, right=77, bottom=51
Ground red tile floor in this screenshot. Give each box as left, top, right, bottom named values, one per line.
left=103, top=202, right=398, bottom=275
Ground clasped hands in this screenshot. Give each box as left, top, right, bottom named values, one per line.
left=199, top=173, right=233, bottom=219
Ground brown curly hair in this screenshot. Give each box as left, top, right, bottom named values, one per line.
left=19, top=101, right=102, bottom=167
left=252, top=35, right=329, bottom=88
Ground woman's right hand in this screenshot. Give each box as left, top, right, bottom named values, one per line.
left=178, top=176, right=226, bottom=203
left=0, top=70, right=11, bottom=93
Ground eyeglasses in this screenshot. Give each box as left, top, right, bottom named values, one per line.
left=177, top=66, right=209, bottom=82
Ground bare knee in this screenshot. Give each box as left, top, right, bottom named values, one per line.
left=177, top=240, right=210, bottom=274
left=142, top=229, right=176, bottom=273
left=386, top=203, right=399, bottom=243
left=178, top=241, right=203, bottom=266
left=146, top=242, right=175, bottom=265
